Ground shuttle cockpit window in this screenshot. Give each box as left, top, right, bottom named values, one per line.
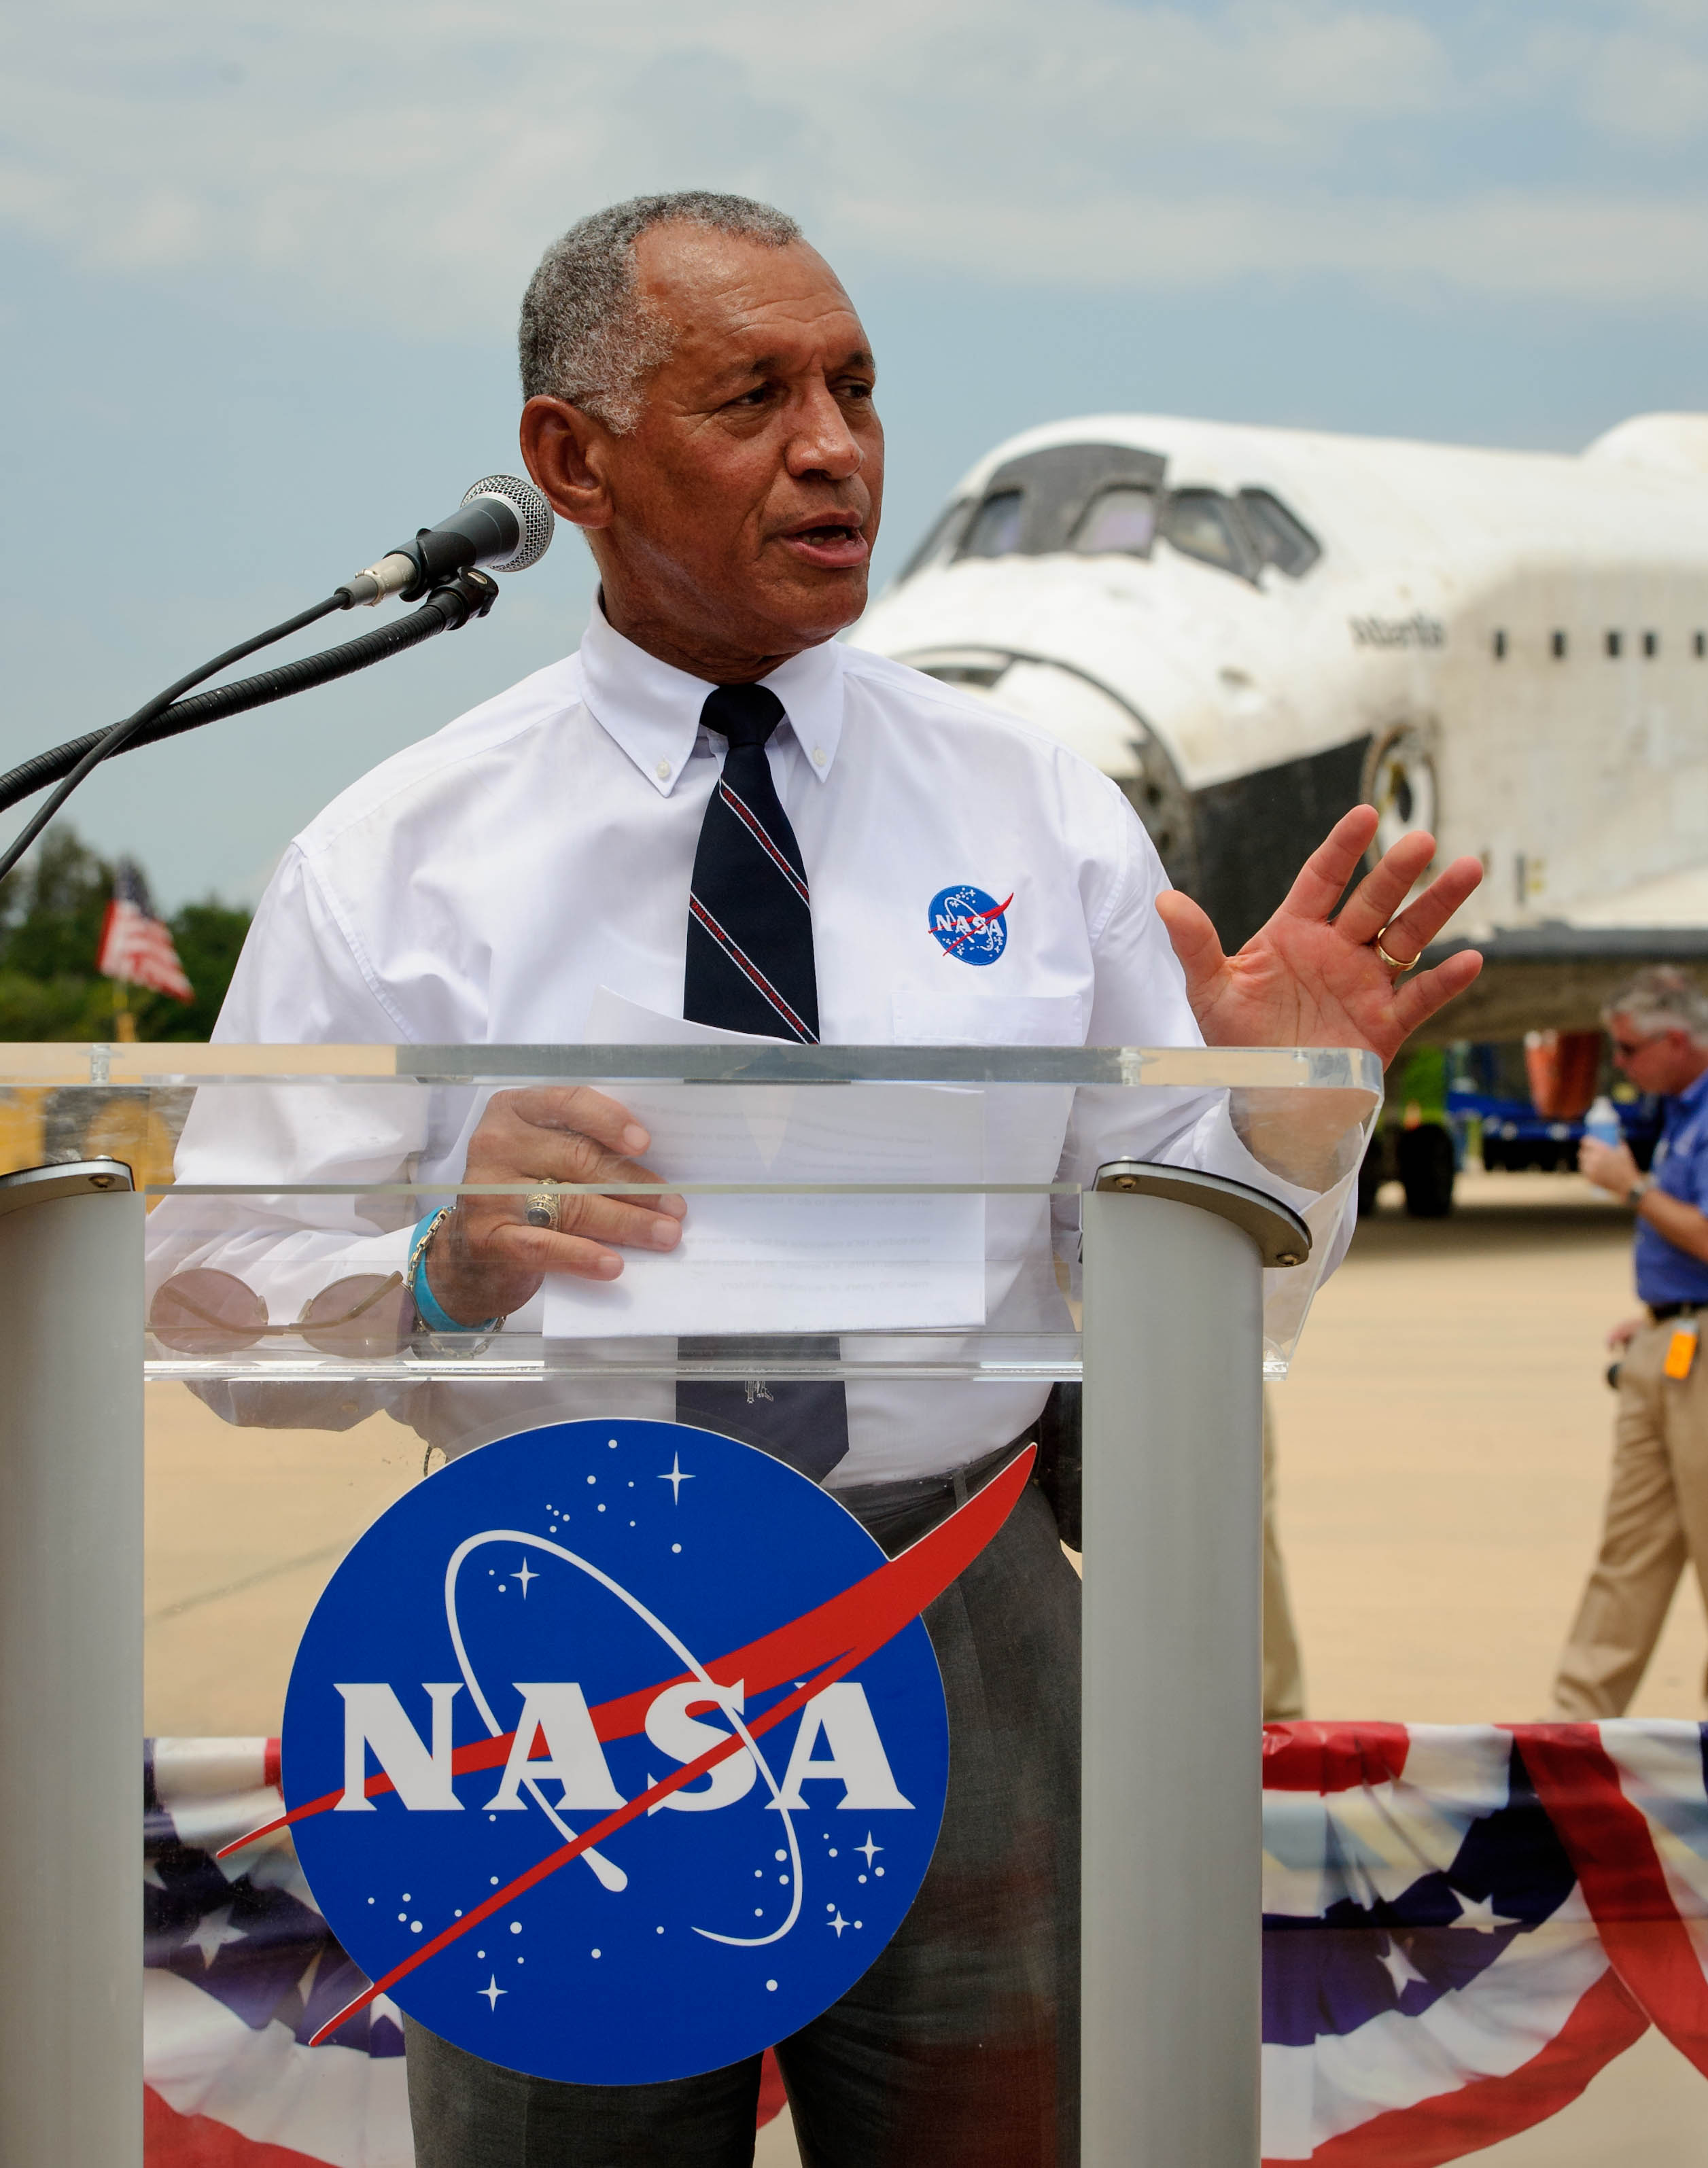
left=1073, top=485, right=1158, bottom=557
left=943, top=442, right=1168, bottom=568
left=899, top=448, right=1321, bottom=589
left=962, top=489, right=1026, bottom=560
left=897, top=498, right=973, bottom=582
left=1159, top=490, right=1256, bottom=578
left=1236, top=489, right=1321, bottom=578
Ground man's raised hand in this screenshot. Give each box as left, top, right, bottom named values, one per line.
left=1154, top=804, right=1484, bottom=1066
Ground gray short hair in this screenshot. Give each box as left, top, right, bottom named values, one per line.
left=1604, top=965, right=1708, bottom=1044
left=519, top=192, right=803, bottom=433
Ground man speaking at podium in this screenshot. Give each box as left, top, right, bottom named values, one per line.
left=195, top=194, right=1480, bottom=2165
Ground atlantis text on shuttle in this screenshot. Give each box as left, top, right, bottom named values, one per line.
left=1348, top=614, right=1447, bottom=649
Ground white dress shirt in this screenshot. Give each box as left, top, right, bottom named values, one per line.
left=161, top=606, right=1352, bottom=1482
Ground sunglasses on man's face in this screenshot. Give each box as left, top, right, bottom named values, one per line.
left=148, top=1269, right=413, bottom=1357
left=1612, top=1036, right=1661, bottom=1060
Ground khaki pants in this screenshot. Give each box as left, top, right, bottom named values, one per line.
left=1552, top=1317, right=1708, bottom=1717
left=1263, top=1391, right=1305, bottom=1722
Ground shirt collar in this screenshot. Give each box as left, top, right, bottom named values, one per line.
left=1674, top=1066, right=1708, bottom=1120
left=578, top=603, right=846, bottom=797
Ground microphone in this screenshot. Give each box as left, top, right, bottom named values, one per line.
left=344, top=474, right=555, bottom=606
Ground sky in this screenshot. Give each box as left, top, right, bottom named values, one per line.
left=4, top=0, right=1708, bottom=907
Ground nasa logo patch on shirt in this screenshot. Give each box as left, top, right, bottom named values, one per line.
left=928, top=884, right=1011, bottom=966
left=280, top=1419, right=952, bottom=2084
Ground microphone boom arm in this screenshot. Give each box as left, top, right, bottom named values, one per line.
left=0, top=567, right=498, bottom=857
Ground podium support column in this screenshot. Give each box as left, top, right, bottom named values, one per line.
left=1081, top=1162, right=1309, bottom=2168
left=0, top=1161, right=142, bottom=2168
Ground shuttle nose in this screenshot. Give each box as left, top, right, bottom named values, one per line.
left=900, top=648, right=1199, bottom=895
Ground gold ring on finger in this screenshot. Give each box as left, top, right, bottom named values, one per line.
left=1374, top=926, right=1414, bottom=974
left=524, top=1185, right=561, bottom=1232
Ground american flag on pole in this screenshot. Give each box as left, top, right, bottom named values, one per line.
left=96, top=859, right=192, bottom=1002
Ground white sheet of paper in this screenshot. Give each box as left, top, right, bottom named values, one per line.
left=542, top=990, right=987, bottom=1338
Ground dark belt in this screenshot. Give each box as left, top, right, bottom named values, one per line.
left=1650, top=1302, right=1700, bottom=1323
left=830, top=1435, right=1034, bottom=1558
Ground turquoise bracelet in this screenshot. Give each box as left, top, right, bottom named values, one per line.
left=407, top=1208, right=501, bottom=1335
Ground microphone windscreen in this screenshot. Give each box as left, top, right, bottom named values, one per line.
left=460, top=474, right=555, bottom=574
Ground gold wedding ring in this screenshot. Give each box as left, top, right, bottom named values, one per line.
left=1374, top=926, right=1414, bottom=974
left=524, top=1186, right=561, bottom=1232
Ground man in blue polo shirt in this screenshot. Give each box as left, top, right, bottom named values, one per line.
left=1554, top=967, right=1708, bottom=1715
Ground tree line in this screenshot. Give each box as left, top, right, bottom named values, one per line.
left=0, top=826, right=249, bottom=1041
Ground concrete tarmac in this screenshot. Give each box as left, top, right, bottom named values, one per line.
left=1282, top=1168, right=1706, bottom=1723
left=1274, top=1169, right=1708, bottom=2165
left=143, top=1168, right=1708, bottom=2161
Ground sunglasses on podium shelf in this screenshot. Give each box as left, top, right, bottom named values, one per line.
left=147, top=1269, right=413, bottom=1358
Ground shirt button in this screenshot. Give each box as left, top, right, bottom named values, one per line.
left=655, top=759, right=671, bottom=781
left=812, top=747, right=827, bottom=767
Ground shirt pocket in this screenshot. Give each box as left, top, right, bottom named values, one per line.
left=890, top=987, right=1090, bottom=1047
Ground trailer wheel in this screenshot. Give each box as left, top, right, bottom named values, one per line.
left=1397, top=1123, right=1456, bottom=1218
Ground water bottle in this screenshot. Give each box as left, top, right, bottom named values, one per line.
left=1584, top=1094, right=1624, bottom=1148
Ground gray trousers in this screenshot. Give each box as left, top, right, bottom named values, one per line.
left=1261, top=1391, right=1305, bottom=1721
left=405, top=1473, right=1081, bottom=2167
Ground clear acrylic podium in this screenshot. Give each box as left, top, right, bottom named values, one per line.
left=0, top=1040, right=1378, bottom=2167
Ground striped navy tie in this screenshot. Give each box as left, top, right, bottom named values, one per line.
left=676, top=682, right=849, bottom=1480
left=683, top=683, right=819, bottom=1043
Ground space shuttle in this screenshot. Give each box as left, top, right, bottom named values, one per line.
left=850, top=411, right=1708, bottom=1045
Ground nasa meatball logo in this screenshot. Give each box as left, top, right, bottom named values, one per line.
left=266, top=1418, right=1022, bottom=2084
left=928, top=883, right=1011, bottom=965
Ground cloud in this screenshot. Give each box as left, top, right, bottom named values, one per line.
left=1575, top=29, right=1708, bottom=145
left=852, top=184, right=1708, bottom=302
left=3, top=0, right=1707, bottom=328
